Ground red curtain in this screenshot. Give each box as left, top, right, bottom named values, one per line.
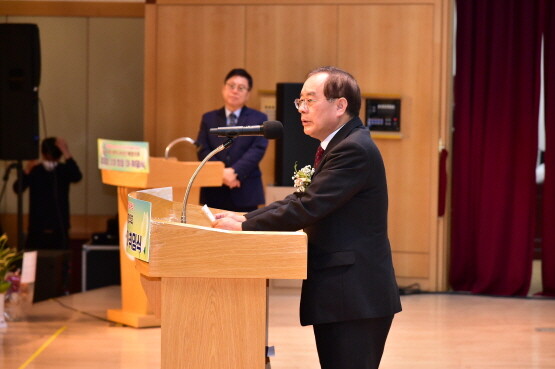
left=541, top=0, right=555, bottom=296
left=450, top=0, right=543, bottom=295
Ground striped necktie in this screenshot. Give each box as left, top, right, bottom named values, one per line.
left=228, top=113, right=237, bottom=126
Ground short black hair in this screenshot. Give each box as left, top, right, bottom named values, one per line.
left=224, top=68, right=253, bottom=90
left=41, top=137, right=62, bottom=160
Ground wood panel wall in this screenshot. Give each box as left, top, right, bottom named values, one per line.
left=145, top=0, right=453, bottom=290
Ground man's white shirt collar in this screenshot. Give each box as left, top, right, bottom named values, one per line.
left=225, top=107, right=242, bottom=119
left=320, top=124, right=346, bottom=150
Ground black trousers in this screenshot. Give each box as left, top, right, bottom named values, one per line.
left=26, top=229, right=69, bottom=250
left=200, top=187, right=258, bottom=213
left=313, top=316, right=394, bottom=369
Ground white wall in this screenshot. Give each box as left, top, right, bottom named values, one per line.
left=0, top=16, right=144, bottom=218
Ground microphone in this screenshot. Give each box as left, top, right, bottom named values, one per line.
left=181, top=138, right=234, bottom=223
left=181, top=120, right=282, bottom=223
left=209, top=120, right=283, bottom=139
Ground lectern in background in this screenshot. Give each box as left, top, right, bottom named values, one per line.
left=101, top=157, right=223, bottom=328
left=131, top=188, right=307, bottom=369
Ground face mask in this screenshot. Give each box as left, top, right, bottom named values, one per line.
left=42, top=161, right=58, bottom=171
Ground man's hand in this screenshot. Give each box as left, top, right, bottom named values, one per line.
left=222, top=167, right=241, bottom=189
left=56, top=137, right=72, bottom=159
left=212, top=211, right=246, bottom=231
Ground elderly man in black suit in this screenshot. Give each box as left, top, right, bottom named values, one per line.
left=213, top=66, right=401, bottom=369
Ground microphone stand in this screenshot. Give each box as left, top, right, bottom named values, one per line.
left=164, top=137, right=199, bottom=159
left=0, top=163, right=18, bottom=202
left=181, top=137, right=234, bottom=223
left=1, top=161, right=25, bottom=251
left=16, top=161, right=25, bottom=251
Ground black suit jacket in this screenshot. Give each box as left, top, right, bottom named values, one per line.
left=243, top=117, right=402, bottom=326
left=196, top=106, right=268, bottom=209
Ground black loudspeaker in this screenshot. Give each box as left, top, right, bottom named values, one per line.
left=0, top=24, right=41, bottom=160
left=275, top=83, right=320, bottom=186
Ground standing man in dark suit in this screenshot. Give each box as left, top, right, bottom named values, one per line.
left=213, top=66, right=401, bottom=369
left=196, top=68, right=268, bottom=212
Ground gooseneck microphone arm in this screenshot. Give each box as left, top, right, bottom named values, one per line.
left=180, top=120, right=282, bottom=223
left=181, top=137, right=234, bottom=223
left=164, top=137, right=199, bottom=159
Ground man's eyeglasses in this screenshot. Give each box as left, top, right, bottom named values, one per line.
left=226, top=83, right=249, bottom=92
left=294, top=98, right=336, bottom=110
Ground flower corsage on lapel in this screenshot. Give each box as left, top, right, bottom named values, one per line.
left=292, top=163, right=315, bottom=193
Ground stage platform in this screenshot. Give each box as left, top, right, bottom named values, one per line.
left=1, top=286, right=554, bottom=368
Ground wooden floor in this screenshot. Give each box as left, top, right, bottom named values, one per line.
left=1, top=286, right=554, bottom=369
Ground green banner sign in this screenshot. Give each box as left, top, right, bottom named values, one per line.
left=127, top=196, right=151, bottom=262
left=98, top=139, right=149, bottom=172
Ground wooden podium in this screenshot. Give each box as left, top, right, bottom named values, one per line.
left=101, top=157, right=224, bottom=327
left=131, top=188, right=307, bottom=369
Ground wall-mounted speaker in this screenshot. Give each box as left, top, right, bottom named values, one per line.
left=0, top=24, right=41, bottom=160
left=275, top=83, right=320, bottom=186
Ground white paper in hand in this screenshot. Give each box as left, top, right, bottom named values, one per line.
left=202, top=204, right=216, bottom=222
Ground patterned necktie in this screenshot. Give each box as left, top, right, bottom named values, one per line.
left=314, top=146, right=324, bottom=168
left=228, top=113, right=237, bottom=126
